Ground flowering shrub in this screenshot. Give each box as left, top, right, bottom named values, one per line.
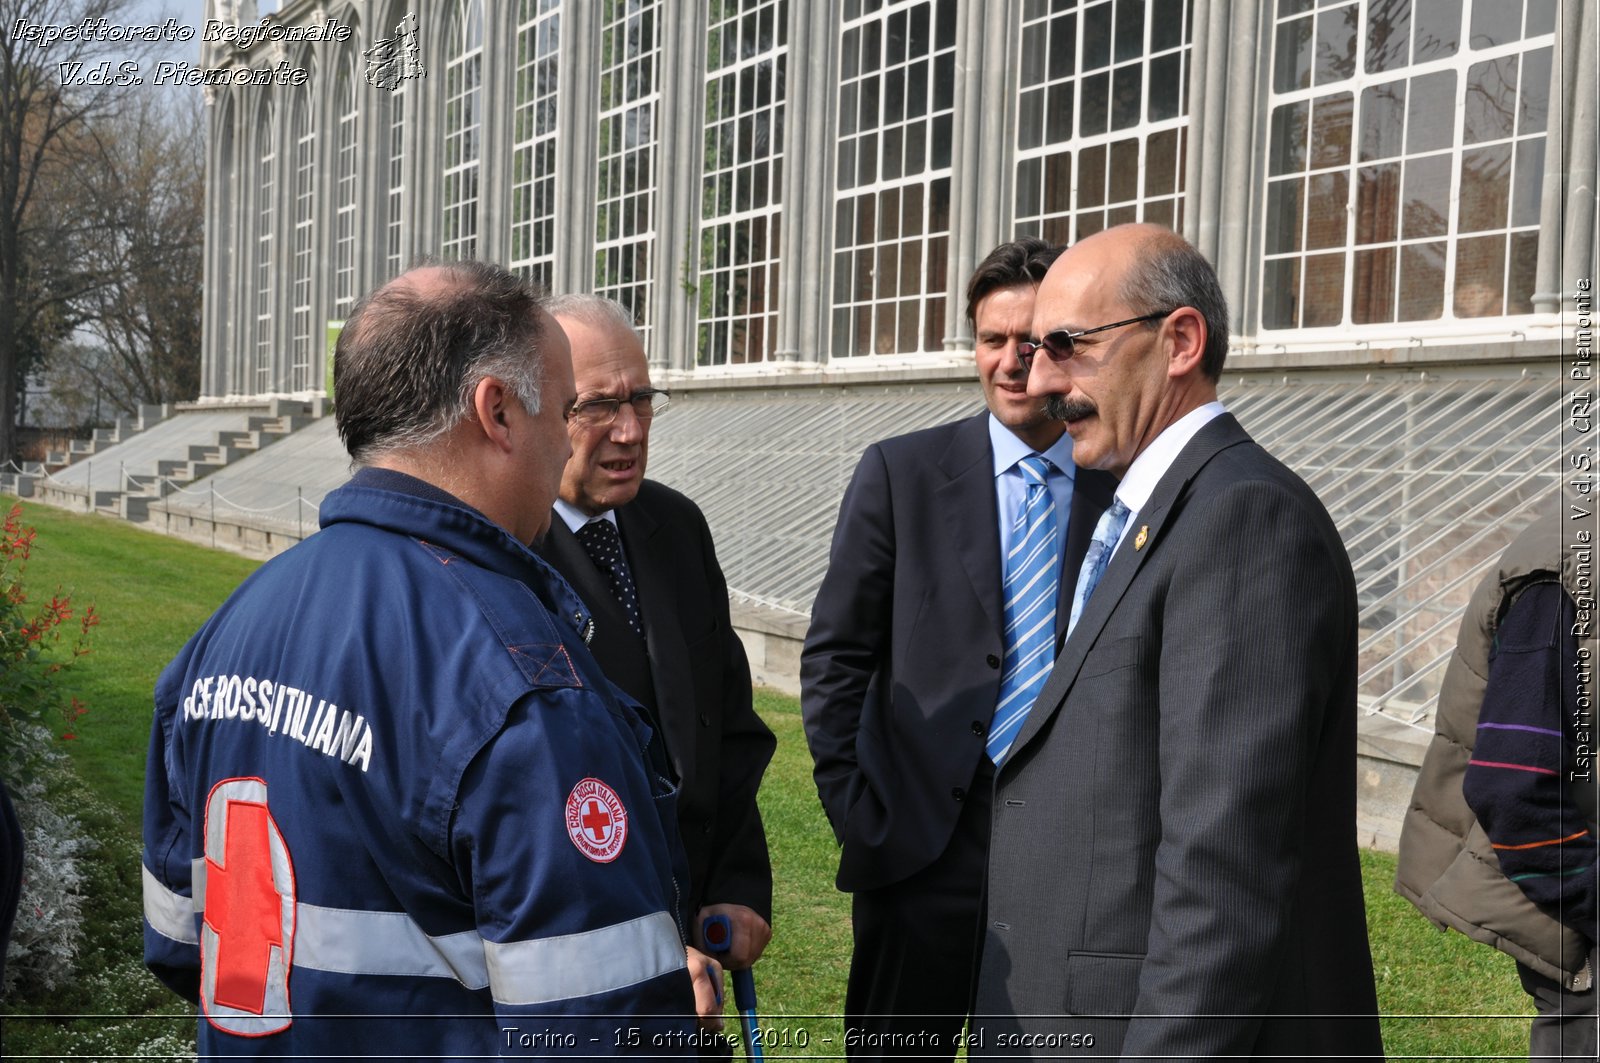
left=0, top=503, right=98, bottom=771
left=0, top=503, right=98, bottom=997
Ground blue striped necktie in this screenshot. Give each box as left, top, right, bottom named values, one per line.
left=1066, top=498, right=1131, bottom=637
left=987, top=455, right=1060, bottom=763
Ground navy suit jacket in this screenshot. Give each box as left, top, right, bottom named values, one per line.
left=801, top=411, right=1115, bottom=893
left=540, top=481, right=775, bottom=919
left=975, top=414, right=1383, bottom=1058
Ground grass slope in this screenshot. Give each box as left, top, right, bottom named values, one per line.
left=3, top=500, right=1542, bottom=1058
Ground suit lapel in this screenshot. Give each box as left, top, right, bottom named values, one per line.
left=619, top=491, right=695, bottom=783
left=542, top=519, right=634, bottom=640
left=1011, top=414, right=1253, bottom=757
left=935, top=413, right=1004, bottom=636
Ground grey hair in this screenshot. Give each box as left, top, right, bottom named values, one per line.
left=1118, top=230, right=1232, bottom=380
left=334, top=261, right=546, bottom=465
left=544, top=293, right=641, bottom=340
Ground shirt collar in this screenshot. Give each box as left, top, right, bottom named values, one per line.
left=987, top=413, right=1077, bottom=479
left=1115, top=401, right=1227, bottom=514
left=554, top=498, right=617, bottom=534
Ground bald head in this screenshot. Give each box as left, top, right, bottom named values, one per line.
left=1083, top=223, right=1230, bottom=381
left=334, top=261, right=549, bottom=465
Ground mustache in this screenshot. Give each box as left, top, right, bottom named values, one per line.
left=1044, top=394, right=1097, bottom=422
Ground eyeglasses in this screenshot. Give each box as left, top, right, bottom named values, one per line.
left=1017, top=311, right=1174, bottom=369
left=567, top=388, right=671, bottom=426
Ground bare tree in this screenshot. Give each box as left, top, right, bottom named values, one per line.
left=69, top=91, right=203, bottom=412
left=0, top=0, right=151, bottom=461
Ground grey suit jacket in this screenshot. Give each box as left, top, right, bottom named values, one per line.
left=802, top=411, right=1115, bottom=893
left=975, top=414, right=1383, bottom=1059
left=539, top=481, right=776, bottom=919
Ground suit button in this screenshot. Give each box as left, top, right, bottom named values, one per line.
left=985, top=654, right=1000, bottom=669
left=952, top=787, right=966, bottom=802
left=699, top=713, right=711, bottom=727
left=971, top=720, right=986, bottom=736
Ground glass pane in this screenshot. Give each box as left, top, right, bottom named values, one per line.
left=1406, top=70, right=1456, bottom=154
left=1084, top=2, right=1113, bottom=70
left=1265, top=178, right=1305, bottom=255
left=1313, top=5, right=1358, bottom=85
left=1310, top=92, right=1353, bottom=169
left=1269, top=100, right=1310, bottom=175
left=1274, top=16, right=1313, bottom=93
left=1047, top=80, right=1075, bottom=142
left=1079, top=143, right=1106, bottom=206
left=1413, top=0, right=1460, bottom=61
left=1044, top=150, right=1074, bottom=212
left=1149, top=53, right=1182, bottom=121
left=1114, top=0, right=1145, bottom=61
left=1305, top=170, right=1348, bottom=249
left=1146, top=128, right=1179, bottom=195
left=1512, top=138, right=1544, bottom=227
left=1520, top=46, right=1550, bottom=134
left=1016, top=156, right=1042, bottom=218
left=1263, top=256, right=1302, bottom=329
left=1360, top=81, right=1405, bottom=161
left=1302, top=253, right=1345, bottom=325
left=1109, top=138, right=1139, bottom=201
left=1356, top=162, right=1400, bottom=244
left=1401, top=240, right=1452, bottom=320
left=1401, top=153, right=1451, bottom=238
left=1453, top=234, right=1506, bottom=315
left=1111, top=64, right=1142, bottom=129
left=1151, top=0, right=1185, bottom=51
left=1050, top=17, right=1077, bottom=79
left=1352, top=245, right=1397, bottom=323
left=1082, top=71, right=1110, bottom=135
left=1365, top=0, right=1411, bottom=74
left=1469, top=0, right=1520, bottom=50
left=1464, top=55, right=1518, bottom=143
left=1458, top=142, right=1511, bottom=232
left=1526, top=0, right=1556, bottom=36
left=1507, top=230, right=1537, bottom=313
left=1019, top=87, right=1045, bottom=149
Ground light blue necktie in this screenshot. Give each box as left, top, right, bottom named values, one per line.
left=1066, top=498, right=1132, bottom=637
left=987, top=455, right=1060, bottom=763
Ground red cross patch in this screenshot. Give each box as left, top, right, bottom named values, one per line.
left=565, top=777, right=628, bottom=863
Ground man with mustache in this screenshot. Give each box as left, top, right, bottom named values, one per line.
left=973, top=224, right=1382, bottom=1058
left=803, top=239, right=1116, bottom=1060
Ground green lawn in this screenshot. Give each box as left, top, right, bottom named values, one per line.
left=3, top=499, right=1541, bottom=1057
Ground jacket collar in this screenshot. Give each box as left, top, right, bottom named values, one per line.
left=323, top=469, right=596, bottom=642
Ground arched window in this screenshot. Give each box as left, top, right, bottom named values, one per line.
left=289, top=85, right=316, bottom=392
left=254, top=100, right=275, bottom=395
left=441, top=0, right=483, bottom=261
left=334, top=54, right=359, bottom=316
left=510, top=0, right=561, bottom=289
left=593, top=0, right=661, bottom=342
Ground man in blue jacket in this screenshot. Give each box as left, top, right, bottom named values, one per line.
left=143, top=262, right=721, bottom=1058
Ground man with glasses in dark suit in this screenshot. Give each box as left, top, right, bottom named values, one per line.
left=539, top=295, right=777, bottom=981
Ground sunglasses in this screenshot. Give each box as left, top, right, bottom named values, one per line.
left=1017, top=311, right=1175, bottom=369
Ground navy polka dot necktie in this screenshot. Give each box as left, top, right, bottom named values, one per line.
left=576, top=519, right=644, bottom=638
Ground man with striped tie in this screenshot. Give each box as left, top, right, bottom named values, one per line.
left=801, top=238, right=1116, bottom=1062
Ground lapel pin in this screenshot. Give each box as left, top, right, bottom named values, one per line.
left=1134, top=525, right=1149, bottom=551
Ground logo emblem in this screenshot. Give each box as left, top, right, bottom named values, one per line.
left=565, top=778, right=628, bottom=863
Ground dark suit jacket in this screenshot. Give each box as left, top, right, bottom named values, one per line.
left=539, top=480, right=776, bottom=919
left=801, top=411, right=1116, bottom=893
left=975, top=414, right=1383, bottom=1059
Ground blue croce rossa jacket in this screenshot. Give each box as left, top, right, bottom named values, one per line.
left=143, top=469, right=699, bottom=1058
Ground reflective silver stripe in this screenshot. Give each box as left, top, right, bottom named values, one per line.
left=162, top=859, right=681, bottom=1002
left=485, top=911, right=685, bottom=1006
left=293, top=903, right=491, bottom=989
left=191, top=857, right=207, bottom=909
left=141, top=864, right=198, bottom=945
